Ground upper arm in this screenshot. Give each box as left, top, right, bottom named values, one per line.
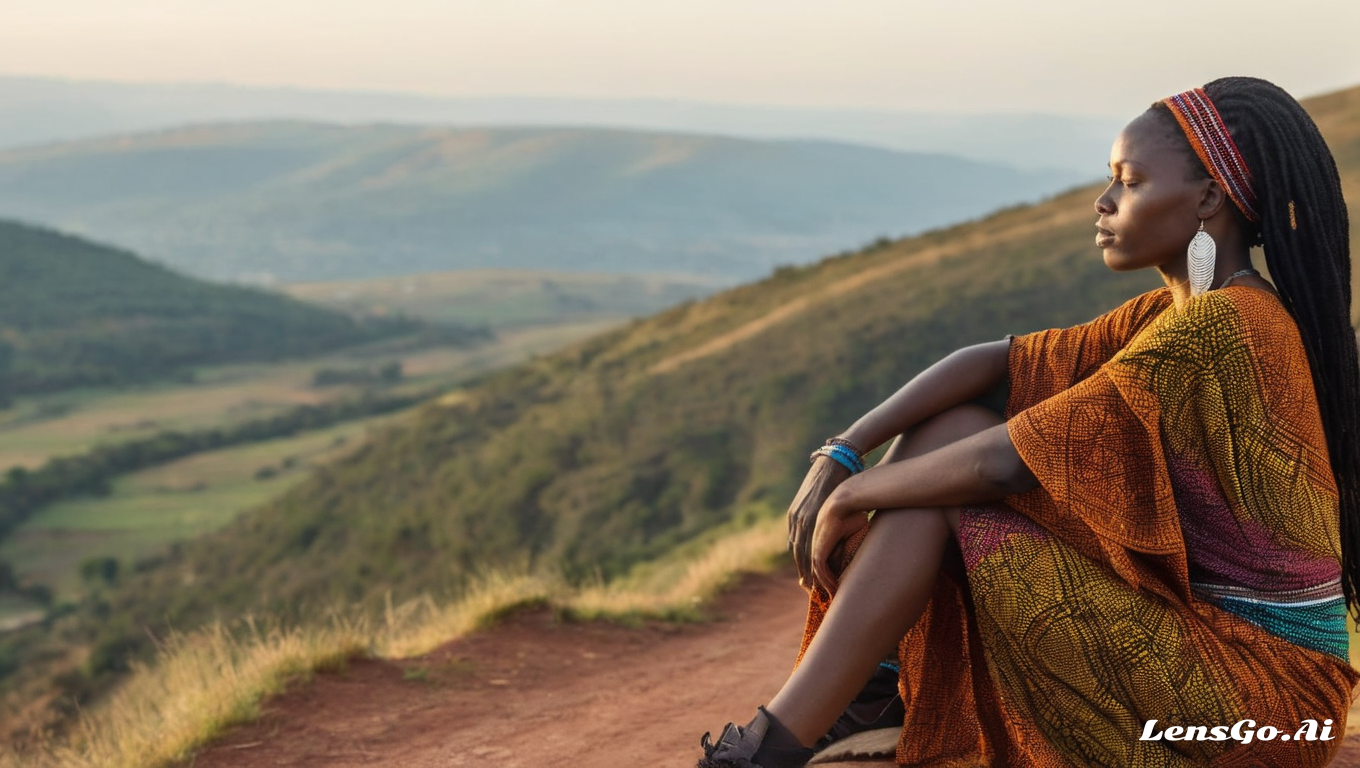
left=965, top=340, right=1013, bottom=415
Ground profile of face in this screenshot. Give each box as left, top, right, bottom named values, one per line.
left=1094, top=110, right=1221, bottom=275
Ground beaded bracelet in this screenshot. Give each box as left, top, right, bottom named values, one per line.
left=825, top=437, right=864, bottom=456
left=808, top=440, right=866, bottom=474
left=810, top=445, right=862, bottom=474
left=827, top=437, right=865, bottom=470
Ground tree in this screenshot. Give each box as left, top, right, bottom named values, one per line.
left=79, top=556, right=120, bottom=586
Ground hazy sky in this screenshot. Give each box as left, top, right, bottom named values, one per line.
left=4, top=0, right=1358, bottom=117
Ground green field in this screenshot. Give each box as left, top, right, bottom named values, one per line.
left=0, top=318, right=616, bottom=471
left=0, top=316, right=621, bottom=606
left=1, top=416, right=393, bottom=601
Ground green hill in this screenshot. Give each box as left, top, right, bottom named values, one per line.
left=0, top=220, right=409, bottom=397
left=0, top=123, right=1078, bottom=283
left=6, top=84, right=1359, bottom=737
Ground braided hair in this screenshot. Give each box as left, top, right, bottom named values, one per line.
left=1154, top=77, right=1360, bottom=617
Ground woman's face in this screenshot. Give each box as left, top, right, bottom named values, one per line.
left=1094, top=111, right=1208, bottom=274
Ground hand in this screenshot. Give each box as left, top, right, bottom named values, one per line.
left=810, top=489, right=869, bottom=596
left=787, top=456, right=851, bottom=589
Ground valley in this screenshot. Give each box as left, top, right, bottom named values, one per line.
left=2, top=80, right=1357, bottom=768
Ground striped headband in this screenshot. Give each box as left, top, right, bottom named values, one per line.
left=1161, top=88, right=1260, bottom=223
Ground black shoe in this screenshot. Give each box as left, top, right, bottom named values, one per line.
left=815, top=663, right=904, bottom=751
left=698, top=706, right=815, bottom=768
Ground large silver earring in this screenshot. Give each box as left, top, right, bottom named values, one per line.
left=1188, top=220, right=1216, bottom=296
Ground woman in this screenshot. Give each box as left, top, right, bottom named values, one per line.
left=698, top=76, right=1360, bottom=767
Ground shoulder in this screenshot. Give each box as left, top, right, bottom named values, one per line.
left=1169, top=286, right=1306, bottom=369
left=1178, top=286, right=1294, bottom=336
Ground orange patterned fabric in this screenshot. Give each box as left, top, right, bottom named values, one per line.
left=798, top=285, right=1360, bottom=767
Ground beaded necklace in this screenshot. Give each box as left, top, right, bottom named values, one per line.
left=1217, top=267, right=1259, bottom=290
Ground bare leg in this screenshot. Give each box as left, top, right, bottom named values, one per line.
left=766, top=404, right=1003, bottom=747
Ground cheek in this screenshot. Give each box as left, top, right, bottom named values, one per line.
left=1122, top=191, right=1193, bottom=256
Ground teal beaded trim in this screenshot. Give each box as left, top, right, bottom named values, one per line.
left=1193, top=584, right=1349, bottom=660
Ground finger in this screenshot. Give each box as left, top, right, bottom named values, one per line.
left=794, top=528, right=811, bottom=586
left=813, top=540, right=837, bottom=597
left=794, top=524, right=810, bottom=584
left=810, top=520, right=829, bottom=592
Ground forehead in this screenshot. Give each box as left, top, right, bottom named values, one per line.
left=1110, top=111, right=1186, bottom=167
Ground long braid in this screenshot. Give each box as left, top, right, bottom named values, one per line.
left=1203, top=77, right=1360, bottom=617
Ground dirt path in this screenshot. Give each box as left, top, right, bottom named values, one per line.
left=187, top=569, right=1360, bottom=767
left=187, top=570, right=826, bottom=768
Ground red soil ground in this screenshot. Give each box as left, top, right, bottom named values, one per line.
left=185, top=569, right=1360, bottom=768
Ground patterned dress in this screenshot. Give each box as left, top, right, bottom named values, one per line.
left=799, top=285, right=1360, bottom=767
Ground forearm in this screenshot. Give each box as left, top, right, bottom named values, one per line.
left=839, top=340, right=1010, bottom=453
left=828, top=423, right=1036, bottom=513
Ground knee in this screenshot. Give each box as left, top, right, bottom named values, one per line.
left=870, top=405, right=1001, bottom=538
left=880, top=403, right=1004, bottom=464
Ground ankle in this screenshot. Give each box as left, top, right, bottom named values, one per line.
left=761, top=704, right=818, bottom=752
left=752, top=707, right=816, bottom=766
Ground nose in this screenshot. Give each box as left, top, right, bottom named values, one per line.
left=1094, top=189, right=1115, bottom=216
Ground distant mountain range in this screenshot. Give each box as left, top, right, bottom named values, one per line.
left=0, top=122, right=1083, bottom=284
left=0, top=76, right=1125, bottom=173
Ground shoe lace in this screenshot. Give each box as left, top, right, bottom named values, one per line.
left=698, top=723, right=744, bottom=764
left=700, top=730, right=717, bottom=756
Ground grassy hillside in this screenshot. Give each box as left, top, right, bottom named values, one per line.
left=0, top=123, right=1078, bottom=283
left=286, top=269, right=722, bottom=329
left=0, top=221, right=414, bottom=397
left=6, top=84, right=1359, bottom=740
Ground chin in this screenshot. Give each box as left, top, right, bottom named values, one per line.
left=1101, top=249, right=1154, bottom=273
left=1101, top=250, right=1133, bottom=271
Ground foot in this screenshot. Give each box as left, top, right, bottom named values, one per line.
left=698, top=706, right=815, bottom=768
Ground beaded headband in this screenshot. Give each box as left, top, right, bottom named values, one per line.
left=1161, top=88, right=1260, bottom=223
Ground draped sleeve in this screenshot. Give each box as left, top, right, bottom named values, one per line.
left=1005, top=287, right=1172, bottom=416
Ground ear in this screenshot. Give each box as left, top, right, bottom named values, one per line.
left=1194, top=178, right=1229, bottom=221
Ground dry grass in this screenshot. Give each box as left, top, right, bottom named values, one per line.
left=2, top=516, right=787, bottom=768
left=3, top=618, right=369, bottom=768
left=374, top=570, right=557, bottom=660
left=563, top=516, right=786, bottom=623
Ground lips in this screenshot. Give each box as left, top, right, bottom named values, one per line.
left=1095, top=225, right=1115, bottom=248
